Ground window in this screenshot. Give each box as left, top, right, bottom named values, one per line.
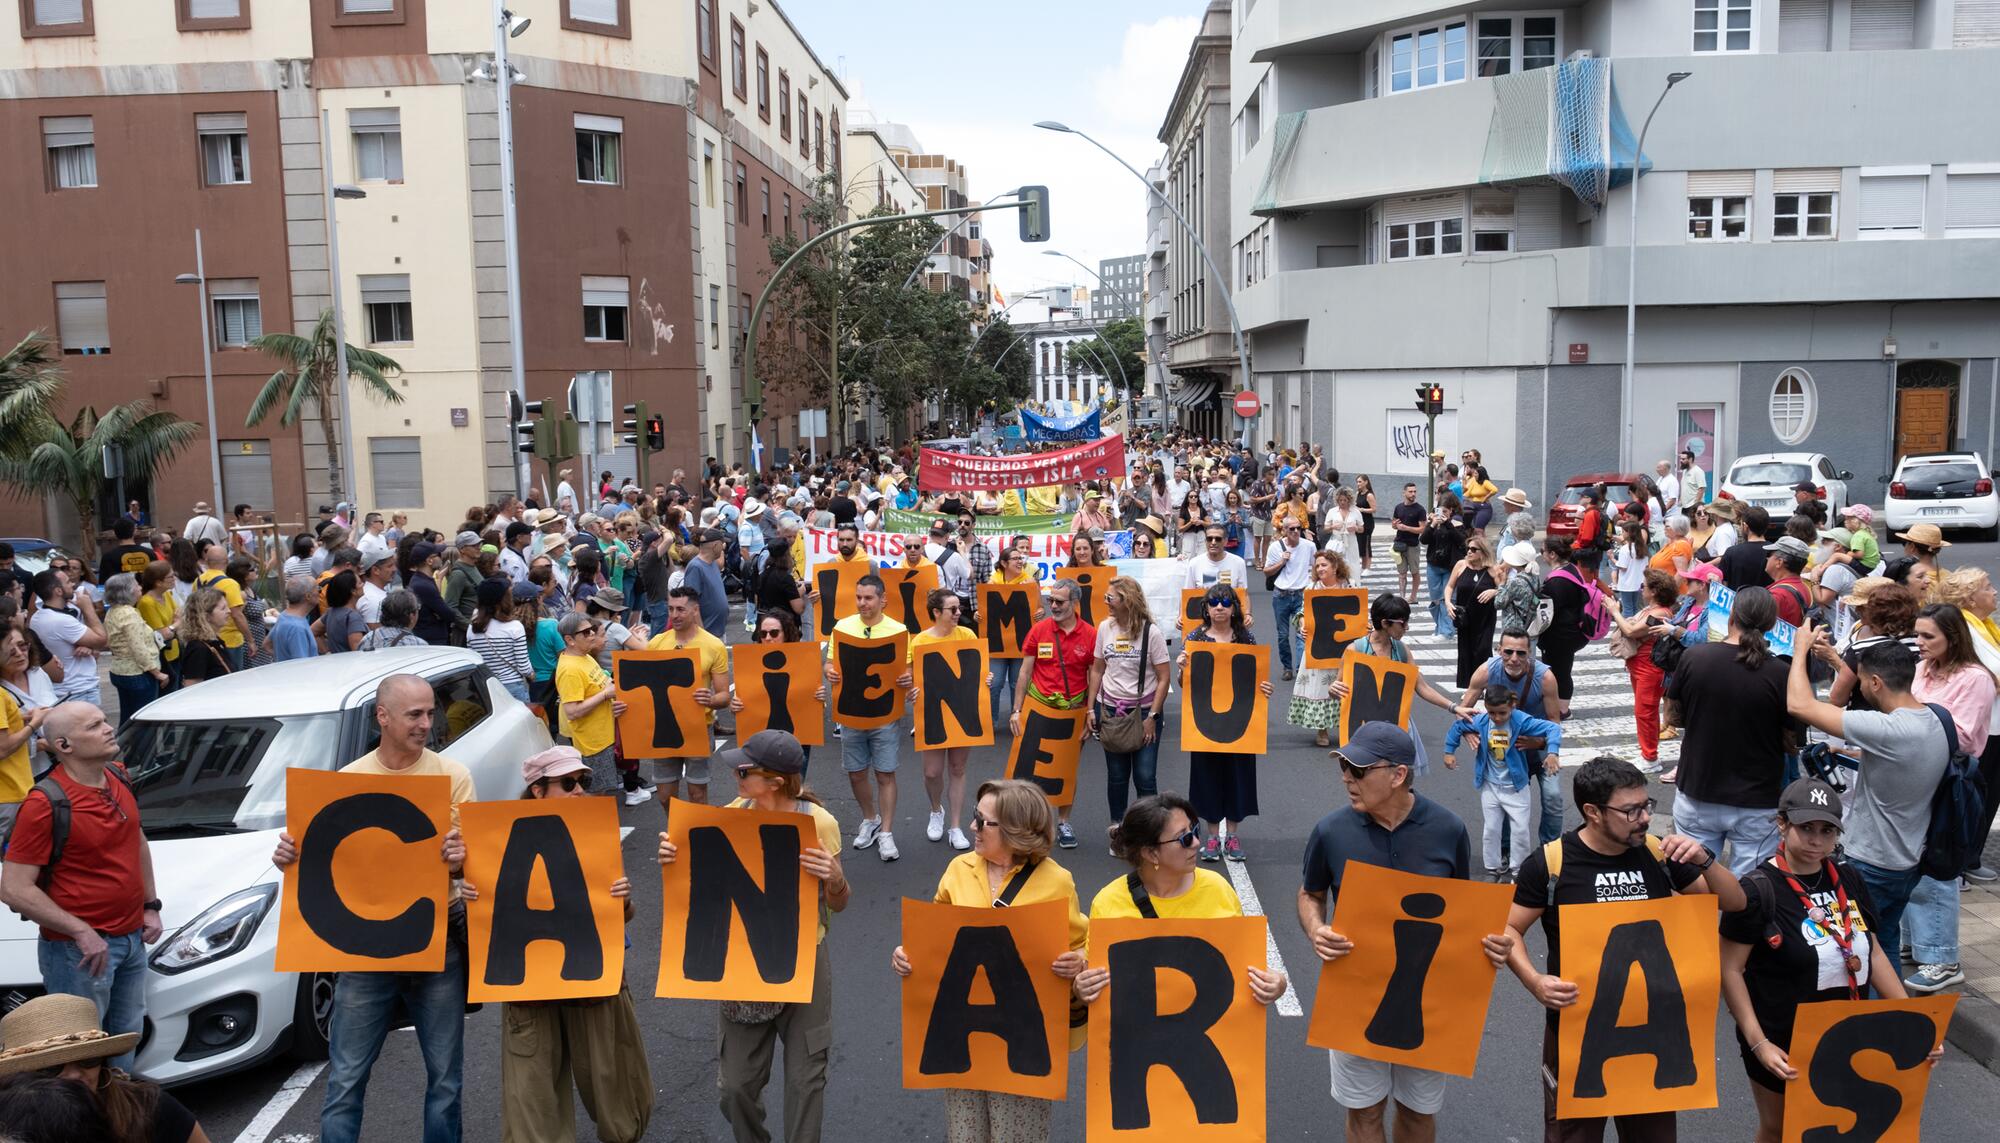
left=1389, top=20, right=1467, bottom=92
left=1476, top=16, right=1559, bottom=76
left=350, top=108, right=402, bottom=183
left=197, top=112, right=250, bottom=186
left=208, top=279, right=261, bottom=347
left=1471, top=189, right=1515, bottom=251
left=798, top=94, right=810, bottom=158
left=339, top=0, right=396, bottom=12
left=696, top=0, right=715, bottom=64
left=22, top=0, right=92, bottom=37
left=583, top=276, right=629, bottom=341
left=1687, top=196, right=1748, bottom=240
left=740, top=292, right=752, bottom=339
left=178, top=0, right=249, bottom=31
left=1238, top=80, right=1262, bottom=155
left=760, top=178, right=771, bottom=234
left=1773, top=193, right=1836, bottom=239
left=563, top=0, right=627, bottom=37
left=830, top=112, right=839, bottom=175
left=43, top=116, right=94, bottom=189
left=1387, top=218, right=1462, bottom=259
left=368, top=437, right=424, bottom=509
left=1770, top=369, right=1816, bottom=445
left=360, top=274, right=413, bottom=343
left=576, top=114, right=622, bottom=184
left=783, top=192, right=792, bottom=236
left=1694, top=0, right=1754, bottom=53
left=730, top=20, right=747, bottom=101
left=708, top=284, right=721, bottom=349
left=1858, top=171, right=1926, bottom=237
left=1850, top=0, right=1917, bottom=50
left=1945, top=170, right=2000, bottom=235
left=703, top=141, right=715, bottom=206
left=755, top=46, right=770, bottom=121
left=55, top=281, right=109, bottom=354
left=734, top=162, right=747, bottom=224
left=813, top=111, right=825, bottom=171
left=778, top=72, right=792, bottom=140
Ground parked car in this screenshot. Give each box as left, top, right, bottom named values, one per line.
left=1885, top=451, right=2000, bottom=542
left=0, top=647, right=553, bottom=1086
left=0, top=537, right=77, bottom=578
left=1545, top=473, right=1647, bottom=540
left=1718, top=452, right=1850, bottom=520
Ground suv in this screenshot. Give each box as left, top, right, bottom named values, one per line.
left=1546, top=473, right=1646, bottom=541
left=1718, top=452, right=1850, bottom=520
left=1885, top=451, right=2000, bottom=541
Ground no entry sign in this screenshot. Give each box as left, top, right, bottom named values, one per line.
left=1232, top=390, right=1261, bottom=418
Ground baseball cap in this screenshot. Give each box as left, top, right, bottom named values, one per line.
left=1841, top=503, right=1874, bottom=524
left=523, top=745, right=591, bottom=786
left=360, top=548, right=397, bottom=570
left=700, top=527, right=731, bottom=545
left=411, top=542, right=443, bottom=564
left=1763, top=535, right=1812, bottom=561
left=1819, top=527, right=1854, bottom=547
left=511, top=581, right=540, bottom=603
left=1330, top=722, right=1417, bottom=771
left=505, top=521, right=535, bottom=543
left=455, top=530, right=483, bottom=549
left=1793, top=481, right=1818, bottom=494
left=1680, top=561, right=1723, bottom=585
left=1778, top=776, right=1843, bottom=828
left=717, top=729, right=807, bottom=776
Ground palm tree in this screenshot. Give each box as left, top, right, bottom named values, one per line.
left=247, top=308, right=403, bottom=507
left=0, top=400, right=201, bottom=565
left=0, top=332, right=66, bottom=437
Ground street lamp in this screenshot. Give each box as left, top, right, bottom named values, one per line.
left=1035, top=120, right=1253, bottom=443
left=468, top=0, right=532, bottom=500
left=173, top=232, right=225, bottom=515
left=1620, top=70, right=1691, bottom=474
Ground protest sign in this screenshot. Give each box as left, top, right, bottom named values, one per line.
left=830, top=630, right=910, bottom=729
left=1557, top=894, right=1721, bottom=1118
left=657, top=798, right=820, bottom=1003
left=808, top=527, right=1083, bottom=585
left=979, top=582, right=1040, bottom=659
left=881, top=564, right=942, bottom=631
left=884, top=507, right=1072, bottom=535
left=612, top=649, right=711, bottom=760
left=460, top=798, right=625, bottom=1003
left=1114, top=559, right=1187, bottom=644
left=919, top=434, right=1127, bottom=491
left=1301, top=588, right=1370, bottom=668
left=809, top=559, right=874, bottom=638
left=1179, top=587, right=1252, bottom=637
left=1057, top=565, right=1115, bottom=626
left=1003, top=695, right=1089, bottom=807
left=1179, top=643, right=1269, bottom=754
left=730, top=642, right=827, bottom=745
left=1306, top=864, right=1514, bottom=1076
left=1704, top=583, right=1798, bottom=656
left=913, top=640, right=994, bottom=750
left=276, top=769, right=452, bottom=973
left=1782, top=996, right=1955, bottom=1143
left=900, top=898, right=1074, bottom=1100
left=1338, top=652, right=1419, bottom=743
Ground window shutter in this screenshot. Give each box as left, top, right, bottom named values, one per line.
left=369, top=437, right=425, bottom=507
left=581, top=276, right=629, bottom=307
left=1513, top=186, right=1562, bottom=251
left=349, top=108, right=400, bottom=131
left=190, top=0, right=243, bottom=17
left=219, top=440, right=273, bottom=514
left=41, top=116, right=93, bottom=149
left=359, top=274, right=411, bottom=305
left=196, top=112, right=248, bottom=134
left=33, top=0, right=85, bottom=25
left=1772, top=168, right=1839, bottom=193
left=1687, top=170, right=1754, bottom=197
left=1858, top=175, right=1926, bottom=229
left=56, top=282, right=109, bottom=351
left=1850, top=0, right=1917, bottom=50
left=1777, top=0, right=1831, bottom=51
left=1946, top=173, right=2000, bottom=229
left=341, top=0, right=396, bottom=13
left=570, top=0, right=619, bottom=24
left=1382, top=191, right=1465, bottom=227
left=574, top=113, right=623, bottom=135
left=1958, top=0, right=2000, bottom=45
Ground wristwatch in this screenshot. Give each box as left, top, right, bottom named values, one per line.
left=143, top=899, right=162, bottom=912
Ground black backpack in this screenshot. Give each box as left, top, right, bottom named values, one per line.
left=2, top=766, right=133, bottom=894
left=1918, top=704, right=1987, bottom=882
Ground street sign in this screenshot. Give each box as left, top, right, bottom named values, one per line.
left=1568, top=342, right=1589, bottom=364
left=1232, top=390, right=1261, bottom=418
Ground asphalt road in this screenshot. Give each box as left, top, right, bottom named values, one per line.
left=174, top=543, right=2000, bottom=1142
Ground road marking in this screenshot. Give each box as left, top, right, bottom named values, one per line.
left=231, top=1061, right=325, bottom=1143
left=1223, top=858, right=1303, bottom=1018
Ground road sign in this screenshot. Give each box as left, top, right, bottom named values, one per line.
left=1232, top=390, right=1261, bottom=418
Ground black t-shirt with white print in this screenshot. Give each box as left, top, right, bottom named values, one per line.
left=1513, top=829, right=1705, bottom=983
left=1717, top=858, right=1880, bottom=1049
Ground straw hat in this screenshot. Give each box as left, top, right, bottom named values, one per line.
left=1136, top=515, right=1166, bottom=538
left=1893, top=523, right=1952, bottom=549
left=1499, top=488, right=1532, bottom=512
left=1841, top=575, right=1895, bottom=608
left=0, top=994, right=139, bottom=1077
left=1703, top=499, right=1738, bottom=520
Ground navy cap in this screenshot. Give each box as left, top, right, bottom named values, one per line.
left=1332, top=722, right=1418, bottom=770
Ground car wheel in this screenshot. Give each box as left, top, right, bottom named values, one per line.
left=287, top=972, right=336, bottom=1062
left=1972, top=524, right=2000, bottom=544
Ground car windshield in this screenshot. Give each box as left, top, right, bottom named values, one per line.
left=122, top=713, right=344, bottom=835
left=1901, top=462, right=1984, bottom=493
left=1730, top=463, right=1811, bottom=487
left=1556, top=484, right=1634, bottom=506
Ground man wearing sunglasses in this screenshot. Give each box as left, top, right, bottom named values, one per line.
left=1458, top=629, right=1567, bottom=848
left=1298, top=722, right=1511, bottom=1142
left=1013, top=579, right=1096, bottom=849
left=1504, top=757, right=1744, bottom=1143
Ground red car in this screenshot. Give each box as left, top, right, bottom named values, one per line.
left=1546, top=473, right=1648, bottom=540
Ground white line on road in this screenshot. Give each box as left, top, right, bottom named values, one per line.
left=232, top=1060, right=326, bottom=1143
left=1224, top=858, right=1303, bottom=1018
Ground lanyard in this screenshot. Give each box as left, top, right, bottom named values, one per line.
left=1773, top=853, right=1862, bottom=998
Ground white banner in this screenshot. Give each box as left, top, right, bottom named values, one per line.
left=806, top=527, right=1080, bottom=584
left=1384, top=409, right=1459, bottom=476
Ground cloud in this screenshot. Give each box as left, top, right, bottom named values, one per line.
left=1091, top=14, right=1203, bottom=133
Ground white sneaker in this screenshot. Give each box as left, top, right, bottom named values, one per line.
left=927, top=810, right=946, bottom=842
left=878, top=832, right=900, bottom=861
left=854, top=817, right=882, bottom=850
left=622, top=786, right=654, bottom=807
left=947, top=827, right=970, bottom=850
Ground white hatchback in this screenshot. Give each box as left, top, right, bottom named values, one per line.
left=1719, top=452, right=1851, bottom=521
left=1885, top=452, right=2000, bottom=542
left=0, top=648, right=552, bottom=1086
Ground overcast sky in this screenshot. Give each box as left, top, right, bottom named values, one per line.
left=784, top=0, right=1204, bottom=301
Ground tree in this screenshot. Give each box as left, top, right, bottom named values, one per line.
left=247, top=308, right=403, bottom=506
left=0, top=332, right=66, bottom=438
left=1057, top=317, right=1146, bottom=403
left=957, top=315, right=1033, bottom=418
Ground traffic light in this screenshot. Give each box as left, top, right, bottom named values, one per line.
left=1413, top=386, right=1428, bottom=414
left=621, top=401, right=654, bottom=489
left=645, top=415, right=665, bottom=452
left=518, top=398, right=551, bottom=460
left=1018, top=185, right=1051, bottom=243
left=1413, top=384, right=1445, bottom=416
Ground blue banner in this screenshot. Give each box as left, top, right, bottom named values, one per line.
left=1021, top=406, right=1102, bottom=443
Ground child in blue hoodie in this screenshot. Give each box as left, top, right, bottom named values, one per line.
left=1444, top=683, right=1564, bottom=882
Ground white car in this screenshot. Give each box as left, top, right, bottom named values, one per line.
left=1718, top=452, right=1851, bottom=521
left=1885, top=451, right=2000, bottom=541
left=0, top=648, right=552, bottom=1086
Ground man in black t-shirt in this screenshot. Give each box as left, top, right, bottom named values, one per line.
left=1717, top=503, right=1773, bottom=590
left=1505, top=757, right=1745, bottom=1143
left=1389, top=482, right=1428, bottom=602
left=96, top=518, right=154, bottom=582
left=828, top=482, right=859, bottom=526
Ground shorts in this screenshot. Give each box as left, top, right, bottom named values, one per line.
left=1392, top=544, right=1421, bottom=572
left=1328, top=1049, right=1447, bottom=1115
left=1251, top=517, right=1272, bottom=537
left=840, top=724, right=902, bottom=774
left=651, top=755, right=712, bottom=785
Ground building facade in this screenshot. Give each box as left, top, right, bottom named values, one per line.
left=1093, top=254, right=1146, bottom=320
left=1160, top=0, right=1239, bottom=439
left=1232, top=0, right=2000, bottom=505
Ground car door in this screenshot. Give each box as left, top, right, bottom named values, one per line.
left=1816, top=457, right=1845, bottom=513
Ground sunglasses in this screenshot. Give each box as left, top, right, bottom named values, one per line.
left=1499, top=648, right=1529, bottom=658
left=1206, top=596, right=1235, bottom=608
left=756, top=627, right=786, bottom=639
left=1158, top=826, right=1201, bottom=850
left=735, top=763, right=778, bottom=778
left=969, top=813, right=997, bottom=833
left=1334, top=754, right=1396, bottom=781
left=536, top=773, right=590, bottom=793
left=1597, top=798, right=1656, bottom=822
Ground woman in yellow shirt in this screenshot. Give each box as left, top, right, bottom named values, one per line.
left=1462, top=463, right=1500, bottom=535
left=908, top=589, right=989, bottom=850
left=135, top=561, right=180, bottom=688
left=892, top=779, right=1087, bottom=1143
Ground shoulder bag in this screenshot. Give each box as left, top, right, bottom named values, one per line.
left=1096, top=621, right=1153, bottom=754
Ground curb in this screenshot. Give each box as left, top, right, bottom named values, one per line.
left=1949, top=989, right=2000, bottom=1074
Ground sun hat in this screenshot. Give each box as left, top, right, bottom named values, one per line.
left=1499, top=488, right=1532, bottom=511
left=586, top=587, right=627, bottom=613
left=1840, top=575, right=1894, bottom=608
left=1136, top=515, right=1166, bottom=538
left=1893, top=523, right=1952, bottom=549
left=1703, top=499, right=1738, bottom=520
left=1500, top=541, right=1536, bottom=568
left=0, top=994, right=140, bottom=1077
left=523, top=745, right=591, bottom=786
left=1763, top=535, right=1812, bottom=561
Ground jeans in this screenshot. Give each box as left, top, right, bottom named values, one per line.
left=645, top=600, right=669, bottom=635
left=321, top=923, right=467, bottom=1143
left=1905, top=874, right=1961, bottom=967
left=1270, top=589, right=1304, bottom=672
left=990, top=659, right=1023, bottom=727
left=39, top=932, right=147, bottom=1073
left=1537, top=769, right=1565, bottom=843
left=1671, top=792, right=1779, bottom=877
left=1425, top=564, right=1456, bottom=637
left=1847, top=857, right=1924, bottom=983
left=110, top=672, right=159, bottom=727
left=222, top=643, right=246, bottom=672
left=1099, top=702, right=1160, bottom=821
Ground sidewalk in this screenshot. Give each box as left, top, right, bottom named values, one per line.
left=1948, top=836, right=2000, bottom=1071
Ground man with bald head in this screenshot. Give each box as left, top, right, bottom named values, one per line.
left=0, top=703, right=160, bottom=1072
left=269, top=674, right=474, bottom=1143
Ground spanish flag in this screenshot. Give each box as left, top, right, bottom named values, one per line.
left=992, top=284, right=1006, bottom=308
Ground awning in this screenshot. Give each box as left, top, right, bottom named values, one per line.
left=1170, top=378, right=1218, bottom=409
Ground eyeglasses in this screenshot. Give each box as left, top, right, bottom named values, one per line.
left=1335, top=755, right=1395, bottom=781
left=1499, top=648, right=1529, bottom=658
left=536, top=774, right=591, bottom=793
left=1597, top=798, right=1656, bottom=822
left=969, top=814, right=997, bottom=832
left=1158, top=826, right=1200, bottom=849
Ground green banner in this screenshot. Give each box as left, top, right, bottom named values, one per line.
left=883, top=507, right=1073, bottom=535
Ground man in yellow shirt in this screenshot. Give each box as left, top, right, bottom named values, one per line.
left=827, top=575, right=912, bottom=861
left=555, top=612, right=624, bottom=795
left=646, top=586, right=731, bottom=806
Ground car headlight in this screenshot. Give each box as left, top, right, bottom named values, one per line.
left=150, top=884, right=278, bottom=975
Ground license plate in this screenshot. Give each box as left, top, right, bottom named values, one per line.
left=1920, top=507, right=1956, bottom=517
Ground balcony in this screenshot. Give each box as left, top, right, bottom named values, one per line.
left=1240, top=0, right=1587, bottom=61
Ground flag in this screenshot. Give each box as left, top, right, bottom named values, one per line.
left=750, top=422, right=765, bottom=474
left=992, top=284, right=1006, bottom=308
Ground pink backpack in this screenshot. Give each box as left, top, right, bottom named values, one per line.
left=1550, top=566, right=1615, bottom=641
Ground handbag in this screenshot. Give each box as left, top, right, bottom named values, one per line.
left=1096, top=621, right=1153, bottom=753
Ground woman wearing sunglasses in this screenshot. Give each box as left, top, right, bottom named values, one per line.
left=731, top=608, right=814, bottom=769
left=0, top=992, right=206, bottom=1142
left=659, top=730, right=847, bottom=1143
left=908, top=589, right=990, bottom=851
left=890, top=779, right=1087, bottom=1143
left=1178, top=588, right=1276, bottom=863
left=464, top=746, right=653, bottom=1143
left=1327, top=594, right=1463, bottom=773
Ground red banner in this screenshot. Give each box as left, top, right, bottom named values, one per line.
left=919, top=435, right=1127, bottom=492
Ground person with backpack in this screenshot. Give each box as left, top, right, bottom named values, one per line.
left=1762, top=536, right=1814, bottom=627
left=1535, top=539, right=1605, bottom=708
left=0, top=703, right=160, bottom=1073
left=1666, top=587, right=1792, bottom=873
left=1505, top=756, right=1744, bottom=1143
left=1787, top=625, right=1956, bottom=980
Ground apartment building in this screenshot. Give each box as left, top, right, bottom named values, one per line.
left=1232, top=0, right=2000, bottom=504
left=1160, top=0, right=1238, bottom=440
left=0, top=0, right=844, bottom=536
left=1094, top=254, right=1146, bottom=321
left=1143, top=160, right=1173, bottom=427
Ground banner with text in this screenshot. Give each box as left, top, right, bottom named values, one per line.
left=919, top=435, right=1127, bottom=491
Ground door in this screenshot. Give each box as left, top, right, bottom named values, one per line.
left=1676, top=405, right=1720, bottom=495
left=1895, top=389, right=1953, bottom=459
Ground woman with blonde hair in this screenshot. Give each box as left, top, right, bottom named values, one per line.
left=1086, top=576, right=1173, bottom=823
left=891, top=779, right=1088, bottom=1143
left=172, top=586, right=233, bottom=685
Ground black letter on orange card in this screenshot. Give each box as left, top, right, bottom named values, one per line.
left=617, top=655, right=698, bottom=752
left=1801, top=1010, right=1937, bottom=1143
left=1346, top=658, right=1411, bottom=731
left=684, top=823, right=803, bottom=984
left=1009, top=708, right=1077, bottom=800
left=1306, top=592, right=1364, bottom=662
left=298, top=792, right=438, bottom=959
left=985, top=590, right=1033, bottom=656
left=759, top=650, right=797, bottom=736
left=1188, top=648, right=1257, bottom=745
left=484, top=814, right=602, bottom=986
left=918, top=645, right=985, bottom=749
left=1107, top=935, right=1238, bottom=1130
left=1365, top=893, right=1445, bottom=1051
left=1573, top=920, right=1696, bottom=1099
left=920, top=925, right=1051, bottom=1078
left=834, top=638, right=900, bottom=722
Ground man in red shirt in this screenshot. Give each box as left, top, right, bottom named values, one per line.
left=1763, top=535, right=1813, bottom=628
left=1011, top=577, right=1097, bottom=848
left=0, top=703, right=160, bottom=1072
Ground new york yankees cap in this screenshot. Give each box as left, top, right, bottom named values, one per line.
left=1778, top=776, right=1843, bottom=828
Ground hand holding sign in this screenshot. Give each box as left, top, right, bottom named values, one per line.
left=1301, top=588, right=1369, bottom=668
left=657, top=798, right=821, bottom=1003
left=275, top=769, right=454, bottom=973
left=913, top=641, right=994, bottom=750
left=459, top=797, right=626, bottom=1003
left=613, top=650, right=711, bottom=759
left=1177, top=643, right=1270, bottom=754
left=898, top=899, right=1075, bottom=1100
left=731, top=642, right=827, bottom=746
left=1338, top=652, right=1419, bottom=744
left=1781, top=996, right=1954, bottom=1143
left=830, top=631, right=911, bottom=729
